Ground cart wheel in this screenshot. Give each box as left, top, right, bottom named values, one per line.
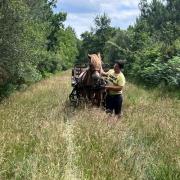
left=69, top=89, right=79, bottom=107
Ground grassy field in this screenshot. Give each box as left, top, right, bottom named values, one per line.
left=0, top=71, right=180, bottom=180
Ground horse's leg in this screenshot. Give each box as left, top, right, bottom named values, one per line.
left=91, top=91, right=101, bottom=107
left=97, top=90, right=105, bottom=107
left=97, top=91, right=101, bottom=107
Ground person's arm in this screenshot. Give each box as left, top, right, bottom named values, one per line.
left=105, top=85, right=123, bottom=91
left=101, top=71, right=108, bottom=77
left=101, top=67, right=109, bottom=77
left=105, top=73, right=125, bottom=91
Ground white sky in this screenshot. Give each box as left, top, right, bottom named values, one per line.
left=55, top=0, right=142, bottom=38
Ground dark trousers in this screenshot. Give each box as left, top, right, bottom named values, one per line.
left=106, top=94, right=123, bottom=115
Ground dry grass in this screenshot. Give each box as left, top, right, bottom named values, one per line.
left=0, top=71, right=180, bottom=180
left=73, top=83, right=180, bottom=180
left=0, top=71, right=69, bottom=179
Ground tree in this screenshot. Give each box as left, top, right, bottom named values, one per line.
left=0, top=0, right=79, bottom=98
left=47, top=12, right=67, bottom=51
left=77, top=13, right=115, bottom=62
left=93, top=13, right=115, bottom=56
left=56, top=26, right=79, bottom=69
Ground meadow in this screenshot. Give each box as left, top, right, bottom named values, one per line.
left=0, top=71, right=179, bottom=180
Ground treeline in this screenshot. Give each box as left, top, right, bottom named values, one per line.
left=78, top=0, right=180, bottom=89
left=0, top=0, right=179, bottom=99
left=0, top=0, right=78, bottom=99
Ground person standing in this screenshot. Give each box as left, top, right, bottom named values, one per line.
left=102, top=61, right=126, bottom=117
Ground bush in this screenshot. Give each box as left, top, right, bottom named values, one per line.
left=0, top=83, right=17, bottom=100
left=131, top=56, right=180, bottom=89
left=37, top=53, right=62, bottom=77
left=17, top=62, right=42, bottom=85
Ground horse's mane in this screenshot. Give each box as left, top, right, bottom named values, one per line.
left=89, top=54, right=102, bottom=71
left=79, top=53, right=102, bottom=86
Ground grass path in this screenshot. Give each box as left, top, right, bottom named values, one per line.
left=0, top=71, right=180, bottom=180
left=63, top=118, right=80, bottom=180
left=0, top=72, right=70, bottom=179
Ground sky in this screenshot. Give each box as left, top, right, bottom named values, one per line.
left=54, top=0, right=141, bottom=38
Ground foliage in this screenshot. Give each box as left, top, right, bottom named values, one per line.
left=77, top=13, right=115, bottom=63
left=78, top=0, right=180, bottom=89
left=56, top=27, right=79, bottom=70
left=0, top=0, right=78, bottom=98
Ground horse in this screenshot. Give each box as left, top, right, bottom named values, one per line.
left=77, top=53, right=106, bottom=106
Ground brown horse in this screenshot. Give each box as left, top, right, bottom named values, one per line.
left=78, top=53, right=106, bottom=106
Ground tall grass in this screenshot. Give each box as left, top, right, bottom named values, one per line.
left=0, top=72, right=69, bottom=179
left=0, top=71, right=179, bottom=179
left=73, top=83, right=180, bottom=180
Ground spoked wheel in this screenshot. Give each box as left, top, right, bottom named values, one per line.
left=69, top=88, right=80, bottom=107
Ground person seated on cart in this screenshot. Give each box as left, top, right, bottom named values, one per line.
left=101, top=60, right=126, bottom=117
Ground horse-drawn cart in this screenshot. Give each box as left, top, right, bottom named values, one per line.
left=71, top=63, right=87, bottom=87
left=69, top=63, right=87, bottom=106
left=69, top=63, right=111, bottom=107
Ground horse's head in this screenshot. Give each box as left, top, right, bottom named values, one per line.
left=88, top=53, right=102, bottom=81
left=77, top=53, right=105, bottom=106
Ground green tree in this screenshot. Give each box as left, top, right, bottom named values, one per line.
left=47, top=12, right=67, bottom=51
left=0, top=0, right=79, bottom=98
left=93, top=13, right=115, bottom=57
left=56, top=26, right=79, bottom=69
left=77, top=13, right=115, bottom=62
